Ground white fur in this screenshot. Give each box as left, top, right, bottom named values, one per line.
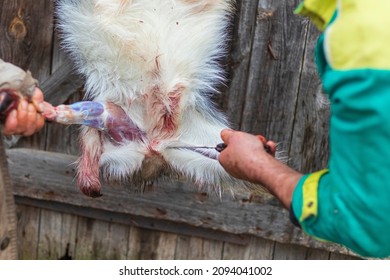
left=57, top=0, right=258, bottom=195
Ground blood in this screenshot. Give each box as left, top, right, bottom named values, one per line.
left=161, top=87, right=182, bottom=134
left=77, top=130, right=104, bottom=197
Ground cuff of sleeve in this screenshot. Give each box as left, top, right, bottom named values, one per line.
left=291, top=169, right=329, bottom=225
left=289, top=204, right=301, bottom=228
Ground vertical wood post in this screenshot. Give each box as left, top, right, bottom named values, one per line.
left=0, top=133, right=18, bottom=259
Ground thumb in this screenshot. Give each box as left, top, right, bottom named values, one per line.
left=221, top=129, right=235, bottom=144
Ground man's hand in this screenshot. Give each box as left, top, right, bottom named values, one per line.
left=218, top=129, right=276, bottom=182
left=218, top=129, right=302, bottom=209
left=3, top=88, right=45, bottom=136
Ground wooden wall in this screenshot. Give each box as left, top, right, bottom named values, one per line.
left=0, top=0, right=360, bottom=260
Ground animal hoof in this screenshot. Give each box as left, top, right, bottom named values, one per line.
left=80, top=186, right=103, bottom=198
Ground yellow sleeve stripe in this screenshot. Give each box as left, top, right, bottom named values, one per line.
left=295, top=0, right=337, bottom=31
left=300, top=169, right=329, bottom=222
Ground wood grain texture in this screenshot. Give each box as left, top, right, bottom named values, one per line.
left=273, top=242, right=308, bottom=260
left=16, top=205, right=40, bottom=260
left=1, top=0, right=54, bottom=150
left=127, top=226, right=142, bottom=259
left=222, top=0, right=260, bottom=128
left=0, top=134, right=17, bottom=259
left=37, top=209, right=78, bottom=259
left=73, top=217, right=130, bottom=260
left=8, top=148, right=354, bottom=257
left=0, top=0, right=53, bottom=80
left=288, top=23, right=330, bottom=173
left=221, top=236, right=276, bottom=260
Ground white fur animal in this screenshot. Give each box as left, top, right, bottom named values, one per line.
left=57, top=0, right=253, bottom=197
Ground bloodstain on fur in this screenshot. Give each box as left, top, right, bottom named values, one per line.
left=77, top=128, right=104, bottom=197
left=144, top=83, right=184, bottom=140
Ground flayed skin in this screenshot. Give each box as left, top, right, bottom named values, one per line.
left=57, top=0, right=257, bottom=197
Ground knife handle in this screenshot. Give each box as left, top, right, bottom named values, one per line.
left=215, top=142, right=273, bottom=154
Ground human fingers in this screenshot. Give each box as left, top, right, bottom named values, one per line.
left=15, top=99, right=29, bottom=134
left=265, top=140, right=277, bottom=157
left=22, top=104, right=41, bottom=136
left=255, top=135, right=277, bottom=156
left=256, top=135, right=267, bottom=144
left=3, top=110, right=18, bottom=135
left=220, top=129, right=234, bottom=144
left=31, top=88, right=44, bottom=104
left=31, top=88, right=45, bottom=113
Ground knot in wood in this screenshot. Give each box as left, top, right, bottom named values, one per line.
left=0, top=236, right=10, bottom=251
left=9, top=17, right=27, bottom=39
left=257, top=9, right=274, bottom=21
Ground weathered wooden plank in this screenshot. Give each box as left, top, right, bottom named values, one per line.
left=173, top=235, right=223, bottom=260
left=37, top=209, right=63, bottom=259
left=136, top=229, right=161, bottom=260
left=187, top=237, right=207, bottom=260
left=202, top=239, right=224, bottom=259
left=153, top=231, right=178, bottom=260
left=73, top=217, right=108, bottom=260
left=73, top=217, right=130, bottom=260
left=36, top=209, right=79, bottom=259
left=0, top=134, right=17, bottom=259
left=127, top=226, right=142, bottom=260
left=1, top=0, right=54, bottom=150
left=222, top=242, right=248, bottom=260
left=288, top=22, right=330, bottom=173
left=273, top=242, right=307, bottom=260
left=222, top=0, right=260, bottom=127
left=8, top=148, right=354, bottom=256
left=16, top=205, right=40, bottom=260
left=40, top=59, right=84, bottom=106
left=43, top=34, right=82, bottom=155
left=329, top=253, right=361, bottom=260
left=222, top=237, right=275, bottom=260
left=0, top=0, right=53, bottom=80
left=59, top=212, right=78, bottom=259
left=174, top=235, right=192, bottom=259
left=244, top=237, right=275, bottom=260
left=306, top=248, right=331, bottom=260
left=238, top=0, right=308, bottom=144
left=104, top=223, right=130, bottom=260
left=43, top=3, right=84, bottom=107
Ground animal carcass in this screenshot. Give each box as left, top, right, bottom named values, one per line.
left=56, top=0, right=255, bottom=197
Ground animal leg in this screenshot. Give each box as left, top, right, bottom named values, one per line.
left=76, top=126, right=103, bottom=197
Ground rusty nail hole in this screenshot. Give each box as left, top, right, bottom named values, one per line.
left=0, top=237, right=10, bottom=251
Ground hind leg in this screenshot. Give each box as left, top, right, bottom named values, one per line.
left=76, top=126, right=103, bottom=197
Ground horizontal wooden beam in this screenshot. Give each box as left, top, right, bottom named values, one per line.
left=7, top=148, right=353, bottom=255
left=40, top=59, right=84, bottom=105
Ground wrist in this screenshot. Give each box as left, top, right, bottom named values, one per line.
left=251, top=154, right=302, bottom=209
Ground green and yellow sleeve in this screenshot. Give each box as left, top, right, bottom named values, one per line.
left=292, top=0, right=390, bottom=258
